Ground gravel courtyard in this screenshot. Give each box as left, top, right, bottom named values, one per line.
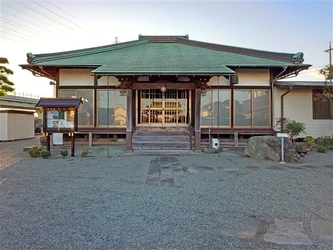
left=0, top=138, right=332, bottom=249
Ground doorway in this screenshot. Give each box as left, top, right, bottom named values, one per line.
left=138, top=89, right=189, bottom=127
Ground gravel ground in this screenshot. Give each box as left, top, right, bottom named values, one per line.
left=0, top=138, right=332, bottom=249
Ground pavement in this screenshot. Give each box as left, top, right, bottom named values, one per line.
left=0, top=137, right=332, bottom=249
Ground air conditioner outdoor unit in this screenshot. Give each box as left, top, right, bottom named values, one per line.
left=211, top=138, right=219, bottom=149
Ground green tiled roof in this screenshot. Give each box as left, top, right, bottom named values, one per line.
left=23, top=36, right=311, bottom=76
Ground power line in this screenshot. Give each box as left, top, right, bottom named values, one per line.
left=1, top=26, right=39, bottom=41
left=1, top=7, right=56, bottom=35
left=0, top=35, right=26, bottom=45
left=15, top=1, right=68, bottom=33
left=30, top=0, right=89, bottom=32
left=44, top=0, right=95, bottom=31
left=0, top=30, right=33, bottom=43
left=2, top=1, right=98, bottom=43
left=1, top=18, right=45, bottom=38
left=54, top=1, right=96, bottom=30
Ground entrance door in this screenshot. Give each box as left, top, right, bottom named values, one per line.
left=138, top=89, right=188, bottom=127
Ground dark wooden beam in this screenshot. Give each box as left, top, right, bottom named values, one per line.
left=194, top=88, right=201, bottom=150
left=126, top=89, right=133, bottom=150
left=132, top=82, right=195, bottom=90
left=115, top=76, right=134, bottom=89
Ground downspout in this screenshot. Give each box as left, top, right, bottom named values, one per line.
left=272, top=66, right=288, bottom=132
left=280, top=86, right=292, bottom=132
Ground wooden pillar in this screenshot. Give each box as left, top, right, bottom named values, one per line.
left=71, top=133, right=75, bottom=157
left=46, top=133, right=51, bottom=152
left=88, top=131, right=93, bottom=147
left=126, top=89, right=133, bottom=151
left=234, top=131, right=239, bottom=147
left=194, top=88, right=201, bottom=150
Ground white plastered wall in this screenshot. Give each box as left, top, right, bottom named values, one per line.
left=0, top=111, right=34, bottom=141
left=59, top=69, right=94, bottom=86
left=97, top=76, right=120, bottom=86
left=236, top=69, right=270, bottom=86
left=207, top=76, right=229, bottom=86
left=273, top=88, right=333, bottom=138
left=0, top=113, right=9, bottom=141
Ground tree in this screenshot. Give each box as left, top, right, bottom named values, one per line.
left=0, top=57, right=15, bottom=97
left=320, top=64, right=333, bottom=81
left=314, top=64, right=333, bottom=101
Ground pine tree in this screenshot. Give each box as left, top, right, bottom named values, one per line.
left=0, top=57, right=15, bottom=97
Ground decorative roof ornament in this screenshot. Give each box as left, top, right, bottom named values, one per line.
left=26, top=53, right=35, bottom=64
left=292, top=52, right=304, bottom=64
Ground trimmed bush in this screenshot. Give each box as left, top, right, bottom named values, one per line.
left=28, top=146, right=41, bottom=158
left=316, top=136, right=333, bottom=150
left=41, top=150, right=51, bottom=159
left=317, top=146, right=327, bottom=153
left=61, top=149, right=69, bottom=158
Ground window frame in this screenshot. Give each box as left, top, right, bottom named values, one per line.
left=312, top=89, right=333, bottom=120
left=200, top=89, right=231, bottom=128
left=96, top=89, right=127, bottom=128
left=58, top=89, right=95, bottom=127
left=233, top=89, right=271, bottom=128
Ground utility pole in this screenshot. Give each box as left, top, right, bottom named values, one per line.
left=324, top=41, right=332, bottom=66
left=324, top=41, right=332, bottom=83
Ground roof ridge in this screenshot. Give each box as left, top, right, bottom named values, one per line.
left=139, top=34, right=189, bottom=42
left=27, top=39, right=149, bottom=64
left=176, top=38, right=297, bottom=63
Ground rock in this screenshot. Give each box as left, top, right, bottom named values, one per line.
left=244, top=136, right=300, bottom=163
left=202, top=148, right=218, bottom=154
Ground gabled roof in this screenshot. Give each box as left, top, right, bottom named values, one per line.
left=21, top=35, right=311, bottom=79
left=36, top=98, right=82, bottom=108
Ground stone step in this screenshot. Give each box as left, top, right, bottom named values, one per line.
left=132, top=141, right=191, bottom=150
left=132, top=135, right=190, bottom=142
left=132, top=129, right=193, bottom=150
left=133, top=132, right=189, bottom=136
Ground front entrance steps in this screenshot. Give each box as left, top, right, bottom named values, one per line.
left=132, top=127, right=193, bottom=150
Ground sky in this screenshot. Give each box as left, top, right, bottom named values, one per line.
left=0, top=0, right=332, bottom=97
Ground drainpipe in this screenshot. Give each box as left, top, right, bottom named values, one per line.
left=280, top=86, right=293, bottom=132
left=272, top=66, right=288, bottom=131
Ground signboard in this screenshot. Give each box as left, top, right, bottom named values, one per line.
left=36, top=97, right=82, bottom=156
left=46, top=109, right=75, bottom=131
left=277, top=133, right=288, bottom=138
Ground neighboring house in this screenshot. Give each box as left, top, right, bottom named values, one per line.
left=21, top=34, right=322, bottom=150
left=274, top=81, right=333, bottom=138
left=0, top=94, right=38, bottom=141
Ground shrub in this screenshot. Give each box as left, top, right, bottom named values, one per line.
left=316, top=136, right=333, bottom=150
left=81, top=148, right=89, bottom=158
left=285, top=120, right=306, bottom=140
left=41, top=150, right=51, bottom=159
left=28, top=146, right=41, bottom=158
left=60, top=149, right=69, bottom=158
left=303, top=136, right=316, bottom=146
left=275, top=118, right=306, bottom=141
left=317, top=146, right=327, bottom=153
